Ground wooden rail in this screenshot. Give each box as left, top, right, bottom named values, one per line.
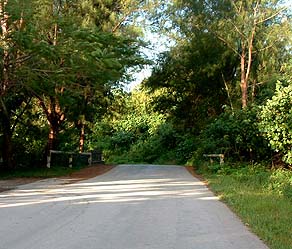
left=203, top=154, right=224, bottom=165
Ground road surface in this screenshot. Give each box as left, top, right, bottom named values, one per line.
left=0, top=165, right=268, bottom=249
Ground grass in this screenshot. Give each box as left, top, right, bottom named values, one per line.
left=0, top=165, right=84, bottom=179
left=0, top=154, right=91, bottom=179
left=196, top=162, right=292, bottom=249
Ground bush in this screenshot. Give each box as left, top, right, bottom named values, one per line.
left=195, top=108, right=271, bottom=162
left=110, top=131, right=136, bottom=150
left=267, top=169, right=292, bottom=199
left=175, top=135, right=197, bottom=164
left=127, top=123, right=178, bottom=163
left=107, top=122, right=179, bottom=164
left=13, top=124, right=48, bottom=168
left=259, top=82, right=292, bottom=165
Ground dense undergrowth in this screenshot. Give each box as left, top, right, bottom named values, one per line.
left=99, top=106, right=273, bottom=166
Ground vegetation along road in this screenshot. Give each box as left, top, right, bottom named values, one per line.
left=0, top=165, right=268, bottom=249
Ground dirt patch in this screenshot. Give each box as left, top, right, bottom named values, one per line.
left=60, top=164, right=115, bottom=184
left=0, top=164, right=115, bottom=192
left=185, top=166, right=208, bottom=184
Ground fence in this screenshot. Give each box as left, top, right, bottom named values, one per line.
left=47, top=150, right=92, bottom=168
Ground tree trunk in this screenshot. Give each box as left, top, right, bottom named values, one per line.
left=37, top=97, right=64, bottom=154
left=240, top=25, right=255, bottom=109
left=47, top=125, right=58, bottom=152
left=240, top=78, right=248, bottom=108
left=1, top=0, right=9, bottom=93
left=2, top=127, right=14, bottom=168
left=1, top=105, right=14, bottom=168
left=251, top=79, right=256, bottom=103
left=0, top=1, right=15, bottom=168
left=79, top=123, right=85, bottom=153
left=240, top=49, right=248, bottom=109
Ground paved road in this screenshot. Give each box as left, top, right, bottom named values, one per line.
left=0, top=165, right=268, bottom=249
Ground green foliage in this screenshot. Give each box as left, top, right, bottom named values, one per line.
left=110, top=122, right=173, bottom=163
left=167, top=0, right=291, bottom=108
left=1, top=0, right=291, bottom=170
left=126, top=122, right=177, bottom=163
left=0, top=0, right=148, bottom=168
left=90, top=89, right=188, bottom=164
left=193, top=108, right=271, bottom=162
left=107, top=121, right=197, bottom=165
left=145, top=32, right=235, bottom=130
left=268, top=169, right=292, bottom=199
left=197, top=161, right=292, bottom=200
left=13, top=128, right=48, bottom=168
left=105, top=103, right=166, bottom=157
left=57, top=126, right=80, bottom=152
left=174, top=135, right=197, bottom=164
left=259, top=81, right=292, bottom=165
left=110, top=130, right=136, bottom=150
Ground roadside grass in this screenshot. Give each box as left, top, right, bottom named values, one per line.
left=0, top=165, right=83, bottom=179
left=0, top=154, right=92, bottom=179
left=195, top=162, right=292, bottom=249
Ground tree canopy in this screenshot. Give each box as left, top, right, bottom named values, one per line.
left=0, top=0, right=148, bottom=168
left=0, top=0, right=292, bottom=169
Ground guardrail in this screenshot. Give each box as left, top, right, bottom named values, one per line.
left=47, top=150, right=92, bottom=168
left=203, top=154, right=224, bottom=165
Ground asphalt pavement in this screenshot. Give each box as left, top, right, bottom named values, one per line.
left=0, top=165, right=268, bottom=249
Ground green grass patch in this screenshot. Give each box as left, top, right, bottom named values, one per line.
left=0, top=153, right=91, bottom=179
left=196, top=163, right=292, bottom=249
left=0, top=165, right=84, bottom=179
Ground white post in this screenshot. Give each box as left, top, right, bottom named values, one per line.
left=220, top=154, right=224, bottom=165
left=47, top=151, right=51, bottom=168
left=69, top=155, right=73, bottom=168
left=88, top=152, right=92, bottom=166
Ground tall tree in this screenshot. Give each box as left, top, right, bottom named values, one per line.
left=166, top=0, right=291, bottom=108
left=73, top=0, right=149, bottom=152
left=145, top=31, right=236, bottom=131
left=0, top=0, right=147, bottom=167
left=0, top=0, right=36, bottom=167
left=30, top=0, right=147, bottom=153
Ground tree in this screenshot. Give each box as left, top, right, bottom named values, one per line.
left=0, top=0, right=147, bottom=167
left=0, top=0, right=37, bottom=168
left=28, top=0, right=146, bottom=154
left=90, top=87, right=167, bottom=162
left=259, top=79, right=292, bottom=165
left=166, top=0, right=291, bottom=108
left=145, top=30, right=236, bottom=131
left=71, top=0, right=150, bottom=152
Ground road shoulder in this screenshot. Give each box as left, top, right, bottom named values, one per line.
left=0, top=164, right=115, bottom=192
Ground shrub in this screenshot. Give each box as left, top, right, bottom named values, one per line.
left=259, top=82, right=292, bottom=165
left=175, top=135, right=197, bottom=164
left=196, top=108, right=271, bottom=162
left=110, top=131, right=136, bottom=150
left=107, top=122, right=179, bottom=164
left=127, top=123, right=178, bottom=163
left=267, top=169, right=292, bottom=199
left=13, top=123, right=48, bottom=168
